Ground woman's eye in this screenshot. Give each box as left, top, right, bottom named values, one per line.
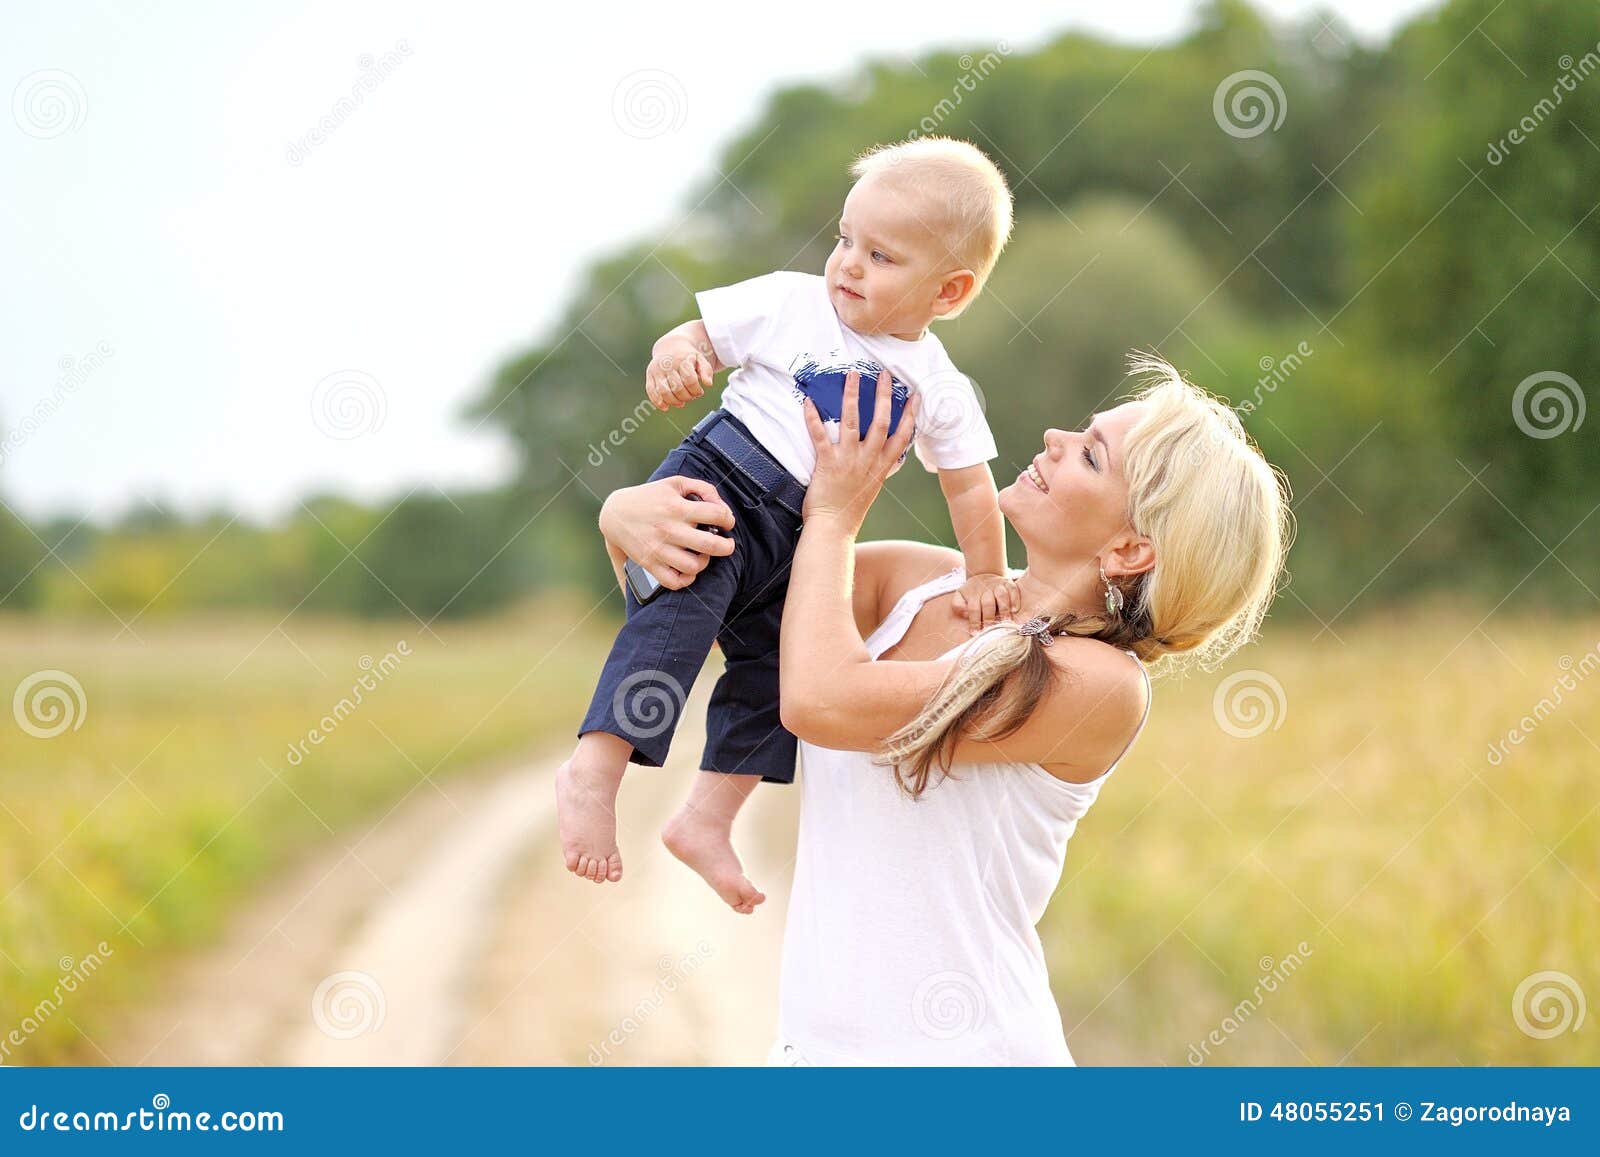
left=1081, top=444, right=1098, bottom=471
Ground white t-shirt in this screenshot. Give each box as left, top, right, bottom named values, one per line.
left=777, top=566, right=1151, bottom=1065
left=695, top=271, right=997, bottom=486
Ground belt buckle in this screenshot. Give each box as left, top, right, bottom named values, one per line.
left=690, top=409, right=725, bottom=439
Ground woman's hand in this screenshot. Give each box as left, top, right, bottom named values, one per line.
left=801, top=368, right=920, bottom=532
left=598, top=476, right=735, bottom=590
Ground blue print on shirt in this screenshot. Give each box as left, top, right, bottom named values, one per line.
left=789, top=356, right=912, bottom=463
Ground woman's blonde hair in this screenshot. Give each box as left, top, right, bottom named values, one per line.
left=878, top=352, right=1294, bottom=797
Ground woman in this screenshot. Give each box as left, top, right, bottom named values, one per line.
left=599, top=355, right=1290, bottom=1065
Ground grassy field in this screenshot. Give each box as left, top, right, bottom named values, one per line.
left=3, top=601, right=1595, bottom=1065
left=0, top=595, right=615, bottom=1064
left=1051, top=606, right=1599, bottom=1065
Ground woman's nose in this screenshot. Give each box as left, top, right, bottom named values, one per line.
left=1043, top=428, right=1066, bottom=453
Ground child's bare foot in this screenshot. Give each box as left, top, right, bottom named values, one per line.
left=662, top=806, right=765, bottom=914
left=556, top=753, right=626, bottom=884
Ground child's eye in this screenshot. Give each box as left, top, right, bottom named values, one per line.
left=871, top=250, right=890, bottom=264
left=837, top=233, right=850, bottom=247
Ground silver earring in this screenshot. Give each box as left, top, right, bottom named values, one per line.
left=1100, top=562, right=1124, bottom=617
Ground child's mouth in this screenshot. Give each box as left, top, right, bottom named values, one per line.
left=837, top=284, right=864, bottom=301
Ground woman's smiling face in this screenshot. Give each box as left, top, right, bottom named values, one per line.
left=1000, top=400, right=1148, bottom=557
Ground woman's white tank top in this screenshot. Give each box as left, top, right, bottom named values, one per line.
left=775, top=567, right=1151, bottom=1065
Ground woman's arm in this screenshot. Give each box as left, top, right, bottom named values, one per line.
left=778, top=370, right=1146, bottom=778
left=597, top=476, right=735, bottom=590
left=777, top=369, right=953, bottom=743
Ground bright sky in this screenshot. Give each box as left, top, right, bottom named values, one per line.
left=1, top=0, right=1440, bottom=525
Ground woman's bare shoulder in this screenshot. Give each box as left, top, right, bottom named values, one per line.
left=1032, top=637, right=1150, bottom=781
left=853, top=540, right=963, bottom=611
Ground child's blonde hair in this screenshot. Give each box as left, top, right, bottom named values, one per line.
left=850, top=137, right=1014, bottom=314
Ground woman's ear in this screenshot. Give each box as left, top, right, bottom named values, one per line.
left=1107, top=534, right=1156, bottom=580
left=930, top=269, right=978, bottom=317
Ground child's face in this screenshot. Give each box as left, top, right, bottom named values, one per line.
left=824, top=175, right=975, bottom=340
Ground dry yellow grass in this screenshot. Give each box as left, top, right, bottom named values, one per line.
left=0, top=596, right=614, bottom=1063
left=1050, top=607, right=1599, bottom=1065
left=3, top=602, right=1594, bottom=1065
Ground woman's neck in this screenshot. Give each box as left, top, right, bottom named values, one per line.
left=1011, top=560, right=1104, bottom=623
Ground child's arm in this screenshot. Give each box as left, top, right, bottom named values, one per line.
left=938, top=462, right=1017, bottom=633
left=646, top=319, right=723, bottom=411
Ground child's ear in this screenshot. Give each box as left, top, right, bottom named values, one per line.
left=931, top=269, right=978, bottom=318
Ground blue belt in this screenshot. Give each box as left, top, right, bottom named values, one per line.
left=689, top=409, right=807, bottom=519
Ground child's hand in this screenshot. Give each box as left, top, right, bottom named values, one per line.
left=951, top=571, right=1020, bottom=635
left=646, top=338, right=714, bottom=410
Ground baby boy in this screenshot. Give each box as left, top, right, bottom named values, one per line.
left=557, top=137, right=1016, bottom=912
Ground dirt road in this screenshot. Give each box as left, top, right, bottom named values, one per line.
left=105, top=669, right=800, bottom=1066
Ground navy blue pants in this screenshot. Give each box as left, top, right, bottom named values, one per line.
left=578, top=417, right=803, bottom=783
